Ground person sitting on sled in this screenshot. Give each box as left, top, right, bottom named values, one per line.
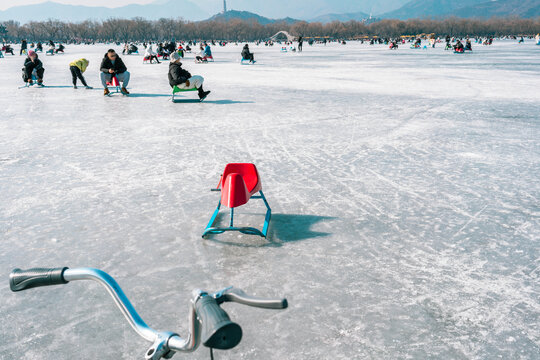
left=241, top=44, right=255, bottom=63
left=454, top=40, right=464, bottom=52
left=46, top=43, right=55, bottom=55
left=3, top=44, right=14, bottom=55
left=69, top=58, right=92, bottom=89
left=204, top=43, right=212, bottom=58
left=22, top=50, right=44, bottom=86
left=35, top=42, right=43, bottom=52
left=100, top=49, right=130, bottom=96
left=144, top=44, right=160, bottom=64
left=56, top=44, right=65, bottom=53
left=465, top=39, right=472, bottom=51
left=168, top=52, right=210, bottom=101
left=195, top=45, right=207, bottom=62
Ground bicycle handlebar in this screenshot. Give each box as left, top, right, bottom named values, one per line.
left=9, top=267, right=287, bottom=359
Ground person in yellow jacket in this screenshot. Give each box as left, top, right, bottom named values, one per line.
left=69, top=58, right=92, bottom=89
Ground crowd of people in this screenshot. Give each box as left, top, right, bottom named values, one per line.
left=3, top=34, right=537, bottom=100
left=16, top=43, right=214, bottom=100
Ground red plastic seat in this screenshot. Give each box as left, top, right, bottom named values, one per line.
left=220, top=163, right=262, bottom=208
left=106, top=76, right=119, bottom=87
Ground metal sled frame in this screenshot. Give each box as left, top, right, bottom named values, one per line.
left=203, top=189, right=271, bottom=238
left=171, top=85, right=197, bottom=101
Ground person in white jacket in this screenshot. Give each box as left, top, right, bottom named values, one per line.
left=144, top=44, right=160, bottom=64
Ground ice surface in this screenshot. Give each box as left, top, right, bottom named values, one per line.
left=0, top=40, right=539, bottom=359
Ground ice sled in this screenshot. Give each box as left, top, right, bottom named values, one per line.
left=19, top=69, right=40, bottom=88
left=171, top=85, right=198, bottom=102
left=106, top=75, right=121, bottom=93
left=203, top=163, right=271, bottom=238
left=241, top=58, right=255, bottom=65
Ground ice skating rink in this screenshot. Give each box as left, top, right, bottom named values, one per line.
left=1, top=40, right=539, bottom=359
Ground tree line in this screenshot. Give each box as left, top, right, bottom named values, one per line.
left=1, top=17, right=539, bottom=43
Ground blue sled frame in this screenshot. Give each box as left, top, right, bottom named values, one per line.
left=202, top=190, right=271, bottom=238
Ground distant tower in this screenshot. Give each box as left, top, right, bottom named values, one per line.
left=223, top=0, right=227, bottom=13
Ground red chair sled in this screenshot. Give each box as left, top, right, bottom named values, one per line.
left=203, top=163, right=271, bottom=238
left=106, top=75, right=121, bottom=94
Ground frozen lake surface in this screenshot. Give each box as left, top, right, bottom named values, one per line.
left=0, top=40, right=539, bottom=359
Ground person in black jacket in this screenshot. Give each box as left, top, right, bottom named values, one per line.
left=20, top=39, right=27, bottom=55
left=241, top=44, right=255, bottom=63
left=99, top=49, right=130, bottom=96
left=168, top=52, right=210, bottom=101
left=22, top=50, right=44, bottom=85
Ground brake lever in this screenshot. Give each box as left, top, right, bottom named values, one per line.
left=212, top=287, right=288, bottom=310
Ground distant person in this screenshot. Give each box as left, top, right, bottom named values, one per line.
left=56, top=44, right=65, bottom=53
left=22, top=50, right=44, bottom=86
left=204, top=43, right=212, bottom=59
left=465, top=39, right=472, bottom=51
left=99, top=49, right=130, bottom=96
left=46, top=43, right=55, bottom=55
left=298, top=36, right=303, bottom=52
left=35, top=42, right=43, bottom=52
left=20, top=39, right=27, bottom=55
left=454, top=40, right=464, bottom=52
left=195, top=45, right=207, bottom=62
left=241, top=44, right=255, bottom=63
left=144, top=44, right=160, bottom=64
left=128, top=44, right=138, bottom=54
left=168, top=52, right=210, bottom=101
left=69, top=58, right=92, bottom=89
left=3, top=44, right=14, bottom=55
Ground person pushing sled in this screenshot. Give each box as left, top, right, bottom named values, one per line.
left=69, top=58, right=92, bottom=89
left=168, top=52, right=210, bottom=102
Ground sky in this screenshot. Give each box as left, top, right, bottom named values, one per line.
left=0, top=0, right=158, bottom=11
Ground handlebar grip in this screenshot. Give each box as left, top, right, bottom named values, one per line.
left=224, top=288, right=288, bottom=309
left=10, top=268, right=69, bottom=292
left=195, top=294, right=242, bottom=350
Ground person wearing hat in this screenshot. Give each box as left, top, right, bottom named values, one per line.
left=22, top=50, right=44, bottom=86
left=69, top=58, right=92, bottom=89
left=168, top=51, right=210, bottom=101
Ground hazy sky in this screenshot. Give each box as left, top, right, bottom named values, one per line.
left=0, top=0, right=158, bottom=11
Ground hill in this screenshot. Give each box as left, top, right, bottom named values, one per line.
left=380, top=0, right=487, bottom=19
left=206, top=10, right=298, bottom=25
left=453, top=0, right=540, bottom=18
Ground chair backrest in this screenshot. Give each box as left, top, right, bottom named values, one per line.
left=107, top=76, right=120, bottom=87
left=221, top=163, right=260, bottom=193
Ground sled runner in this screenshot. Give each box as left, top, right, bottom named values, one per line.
left=203, top=163, right=271, bottom=238
left=241, top=58, right=256, bottom=65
